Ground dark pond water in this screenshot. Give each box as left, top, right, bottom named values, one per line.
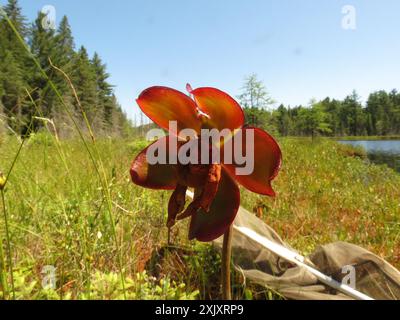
left=339, top=140, right=400, bottom=173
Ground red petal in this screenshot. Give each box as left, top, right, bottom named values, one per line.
left=188, top=169, right=240, bottom=242
left=222, top=127, right=282, bottom=196
left=136, top=86, right=201, bottom=134
left=190, top=87, right=245, bottom=131
left=130, top=136, right=179, bottom=190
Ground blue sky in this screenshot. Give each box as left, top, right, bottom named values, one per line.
left=10, top=0, right=400, bottom=121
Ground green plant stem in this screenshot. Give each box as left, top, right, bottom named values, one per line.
left=221, top=225, right=233, bottom=300
left=1, top=190, right=15, bottom=299
left=0, top=225, right=9, bottom=299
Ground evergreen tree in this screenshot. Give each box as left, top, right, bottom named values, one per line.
left=366, top=91, right=395, bottom=135
left=295, top=101, right=331, bottom=138
left=29, top=12, right=56, bottom=69
left=91, top=52, right=114, bottom=128
left=0, top=0, right=30, bottom=133
left=0, top=1, right=131, bottom=137
left=28, top=11, right=58, bottom=122
left=274, top=104, right=291, bottom=136
left=341, top=91, right=365, bottom=136
left=3, top=0, right=27, bottom=35
left=72, top=46, right=97, bottom=125
left=0, top=50, right=26, bottom=132
left=54, top=16, right=75, bottom=64
left=51, top=15, right=76, bottom=118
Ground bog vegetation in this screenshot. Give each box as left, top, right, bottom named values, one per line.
left=0, top=0, right=399, bottom=300
left=1, top=134, right=399, bottom=299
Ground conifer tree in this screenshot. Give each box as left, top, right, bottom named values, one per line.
left=51, top=15, right=76, bottom=120
left=73, top=46, right=97, bottom=125
left=0, top=0, right=29, bottom=133
left=54, top=16, right=75, bottom=64
left=0, top=50, right=26, bottom=132
left=0, top=1, right=132, bottom=137
left=91, top=52, right=114, bottom=128
left=28, top=11, right=58, bottom=121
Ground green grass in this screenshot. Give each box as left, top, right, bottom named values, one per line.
left=242, top=137, right=400, bottom=264
left=0, top=133, right=399, bottom=300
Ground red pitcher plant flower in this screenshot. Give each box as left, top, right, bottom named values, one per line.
left=130, top=85, right=282, bottom=242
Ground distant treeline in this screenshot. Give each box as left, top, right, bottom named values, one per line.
left=0, top=0, right=132, bottom=138
left=240, top=76, right=400, bottom=137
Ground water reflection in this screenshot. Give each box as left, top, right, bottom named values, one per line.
left=339, top=140, right=400, bottom=173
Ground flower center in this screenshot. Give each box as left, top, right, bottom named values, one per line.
left=167, top=162, right=222, bottom=228
left=177, top=163, right=209, bottom=187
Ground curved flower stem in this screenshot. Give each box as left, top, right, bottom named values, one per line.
left=1, top=190, right=15, bottom=299
left=221, top=224, right=233, bottom=300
